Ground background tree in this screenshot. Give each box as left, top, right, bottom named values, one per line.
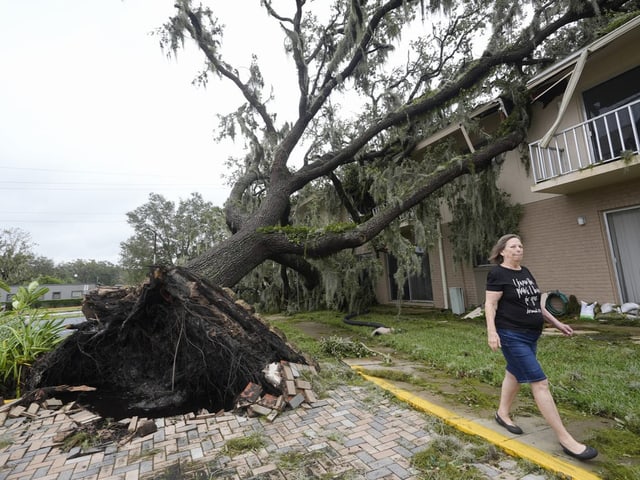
left=156, top=0, right=635, bottom=304
left=120, top=192, right=229, bottom=283
left=0, top=228, right=37, bottom=284
left=54, top=259, right=123, bottom=286
left=28, top=256, right=56, bottom=281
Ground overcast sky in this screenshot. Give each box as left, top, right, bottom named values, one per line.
left=0, top=1, right=295, bottom=265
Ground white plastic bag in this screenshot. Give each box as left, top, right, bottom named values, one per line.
left=579, top=301, right=596, bottom=320
left=600, top=303, right=615, bottom=314
left=620, top=302, right=640, bottom=315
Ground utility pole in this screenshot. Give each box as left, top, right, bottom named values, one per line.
left=152, top=230, right=157, bottom=264
left=144, top=227, right=158, bottom=265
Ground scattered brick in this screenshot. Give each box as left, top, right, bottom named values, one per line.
left=44, top=398, right=63, bottom=409
left=61, top=401, right=77, bottom=413
left=69, top=409, right=101, bottom=425
left=281, top=363, right=295, bottom=381
left=52, top=427, right=76, bottom=444
left=9, top=405, right=26, bottom=418
left=274, top=396, right=286, bottom=411
left=285, top=380, right=297, bottom=396
left=295, top=379, right=312, bottom=390
left=258, top=394, right=280, bottom=409
left=194, top=412, right=219, bottom=420
left=24, top=403, right=40, bottom=418
left=287, top=393, right=306, bottom=409
left=236, top=382, right=263, bottom=408
left=303, top=389, right=317, bottom=404
left=128, top=416, right=139, bottom=432
left=266, top=410, right=279, bottom=422
left=247, top=404, right=273, bottom=417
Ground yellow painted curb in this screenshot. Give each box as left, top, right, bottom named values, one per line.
left=351, top=365, right=601, bottom=480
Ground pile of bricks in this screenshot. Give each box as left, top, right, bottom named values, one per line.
left=235, top=360, right=318, bottom=421
left=0, top=397, right=101, bottom=429
left=0, top=360, right=318, bottom=433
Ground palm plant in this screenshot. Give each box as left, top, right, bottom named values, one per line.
left=0, top=282, right=66, bottom=398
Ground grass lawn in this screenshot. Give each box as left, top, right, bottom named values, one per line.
left=270, top=305, right=640, bottom=480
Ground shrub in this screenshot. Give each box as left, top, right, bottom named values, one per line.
left=0, top=282, right=66, bottom=397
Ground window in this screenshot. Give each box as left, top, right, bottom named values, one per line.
left=474, top=253, right=492, bottom=267
left=70, top=291, right=83, bottom=298
left=387, top=252, right=433, bottom=302
left=583, top=66, right=640, bottom=162
left=52, top=292, right=61, bottom=300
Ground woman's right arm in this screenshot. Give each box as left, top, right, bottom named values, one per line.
left=485, top=290, right=503, bottom=352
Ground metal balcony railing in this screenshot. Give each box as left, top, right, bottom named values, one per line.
left=529, top=98, right=640, bottom=183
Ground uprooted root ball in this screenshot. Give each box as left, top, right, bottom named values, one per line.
left=25, top=266, right=313, bottom=419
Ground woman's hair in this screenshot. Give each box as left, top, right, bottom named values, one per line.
left=488, top=234, right=521, bottom=264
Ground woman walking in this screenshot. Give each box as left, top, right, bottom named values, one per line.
left=484, top=234, right=597, bottom=461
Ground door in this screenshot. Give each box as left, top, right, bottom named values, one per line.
left=605, top=206, right=640, bottom=303
left=387, top=252, right=434, bottom=302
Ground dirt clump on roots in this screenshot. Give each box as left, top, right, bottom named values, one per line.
left=24, top=266, right=314, bottom=420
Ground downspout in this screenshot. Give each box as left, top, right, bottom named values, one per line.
left=460, top=124, right=476, bottom=153
left=437, top=222, right=449, bottom=309
left=540, top=48, right=589, bottom=148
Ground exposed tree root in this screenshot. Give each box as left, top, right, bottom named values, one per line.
left=25, top=267, right=314, bottom=419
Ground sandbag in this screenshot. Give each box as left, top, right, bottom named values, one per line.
left=579, top=301, right=596, bottom=320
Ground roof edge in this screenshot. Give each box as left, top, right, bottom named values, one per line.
left=527, top=15, right=640, bottom=90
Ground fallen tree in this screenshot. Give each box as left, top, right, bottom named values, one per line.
left=25, top=267, right=314, bottom=419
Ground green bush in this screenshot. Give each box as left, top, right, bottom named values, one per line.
left=0, top=282, right=66, bottom=398
left=37, top=299, right=83, bottom=309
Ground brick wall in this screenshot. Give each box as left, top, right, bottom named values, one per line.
left=516, top=179, right=639, bottom=304
left=429, top=178, right=639, bottom=310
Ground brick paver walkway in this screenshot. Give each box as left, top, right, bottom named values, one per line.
left=0, top=384, right=548, bottom=479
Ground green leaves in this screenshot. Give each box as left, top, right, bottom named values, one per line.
left=447, top=169, right=523, bottom=264
left=0, top=281, right=65, bottom=397
left=11, top=281, right=49, bottom=311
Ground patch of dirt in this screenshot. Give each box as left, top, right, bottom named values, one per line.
left=292, top=321, right=337, bottom=339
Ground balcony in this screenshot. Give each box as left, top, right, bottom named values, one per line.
left=529, top=98, right=640, bottom=194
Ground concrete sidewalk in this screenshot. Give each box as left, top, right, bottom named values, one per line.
left=344, top=356, right=605, bottom=480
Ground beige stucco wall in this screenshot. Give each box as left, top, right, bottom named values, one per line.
left=527, top=30, right=640, bottom=145
left=378, top=25, right=640, bottom=310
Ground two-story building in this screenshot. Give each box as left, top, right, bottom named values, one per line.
left=376, top=16, right=640, bottom=312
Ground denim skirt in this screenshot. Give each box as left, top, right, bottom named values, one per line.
left=497, top=328, right=547, bottom=383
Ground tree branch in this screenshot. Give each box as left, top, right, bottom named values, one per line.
left=268, top=253, right=322, bottom=290
left=302, top=126, right=527, bottom=257
left=290, top=0, right=622, bottom=190
left=178, top=3, right=277, bottom=135
left=328, top=172, right=362, bottom=223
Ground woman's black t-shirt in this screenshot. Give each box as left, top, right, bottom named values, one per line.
left=486, top=265, right=544, bottom=332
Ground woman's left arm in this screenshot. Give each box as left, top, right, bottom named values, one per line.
left=541, top=304, right=574, bottom=336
